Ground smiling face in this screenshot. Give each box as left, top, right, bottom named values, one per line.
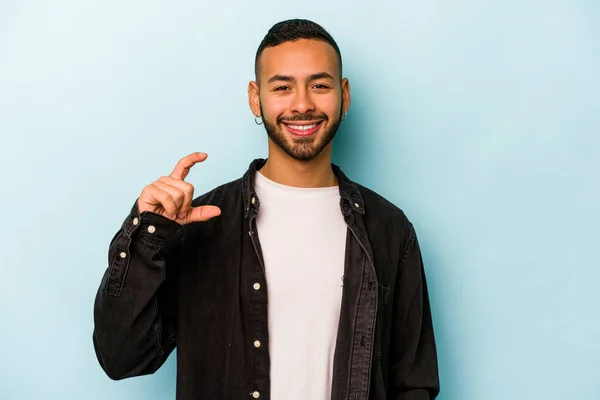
left=249, top=39, right=350, bottom=161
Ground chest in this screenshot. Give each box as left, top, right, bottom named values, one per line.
left=255, top=202, right=347, bottom=293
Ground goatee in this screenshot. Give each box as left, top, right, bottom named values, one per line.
left=261, top=107, right=343, bottom=161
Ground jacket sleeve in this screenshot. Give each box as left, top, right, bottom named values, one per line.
left=390, top=224, right=440, bottom=399
left=92, top=201, right=184, bottom=380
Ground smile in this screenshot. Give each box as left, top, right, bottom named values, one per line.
left=282, top=121, right=323, bottom=137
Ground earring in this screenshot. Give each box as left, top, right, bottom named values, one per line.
left=255, top=116, right=263, bottom=125
left=341, top=111, right=348, bottom=121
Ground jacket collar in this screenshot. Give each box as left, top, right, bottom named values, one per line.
left=242, top=158, right=365, bottom=219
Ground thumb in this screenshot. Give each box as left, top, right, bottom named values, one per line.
left=185, top=205, right=222, bottom=223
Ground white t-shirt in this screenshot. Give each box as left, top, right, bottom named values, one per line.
left=254, top=171, right=347, bottom=400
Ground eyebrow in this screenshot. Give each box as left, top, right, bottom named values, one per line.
left=267, top=72, right=336, bottom=84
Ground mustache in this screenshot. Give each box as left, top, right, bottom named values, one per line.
left=278, top=114, right=328, bottom=123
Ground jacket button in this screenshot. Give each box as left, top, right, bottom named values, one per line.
left=133, top=217, right=139, bottom=226
left=253, top=340, right=261, bottom=348
left=251, top=197, right=256, bottom=205
left=253, top=283, right=260, bottom=290
left=119, top=252, right=127, bottom=259
left=148, top=225, right=156, bottom=233
left=252, top=391, right=260, bottom=398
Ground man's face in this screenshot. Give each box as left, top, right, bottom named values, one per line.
left=249, top=39, right=350, bottom=161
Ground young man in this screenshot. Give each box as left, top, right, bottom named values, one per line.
left=93, top=19, right=440, bottom=400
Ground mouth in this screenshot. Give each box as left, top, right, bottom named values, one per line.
left=281, top=120, right=324, bottom=137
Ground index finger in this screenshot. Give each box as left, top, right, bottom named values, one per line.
left=170, top=152, right=208, bottom=180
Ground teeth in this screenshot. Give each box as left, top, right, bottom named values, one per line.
left=288, top=123, right=317, bottom=131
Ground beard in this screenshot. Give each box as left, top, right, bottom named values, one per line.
left=261, top=106, right=343, bottom=161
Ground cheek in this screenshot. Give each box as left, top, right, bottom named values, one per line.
left=316, top=90, right=342, bottom=109
left=317, top=97, right=341, bottom=118
left=261, top=97, right=289, bottom=120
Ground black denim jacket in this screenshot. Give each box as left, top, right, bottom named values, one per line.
left=93, top=159, right=439, bottom=400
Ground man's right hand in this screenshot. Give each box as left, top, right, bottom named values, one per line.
left=137, top=152, right=222, bottom=225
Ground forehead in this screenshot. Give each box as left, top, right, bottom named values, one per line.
left=258, top=39, right=339, bottom=81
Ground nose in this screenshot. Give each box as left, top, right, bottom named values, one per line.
left=291, top=87, right=315, bottom=115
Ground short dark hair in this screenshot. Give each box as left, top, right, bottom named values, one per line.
left=254, top=19, right=343, bottom=82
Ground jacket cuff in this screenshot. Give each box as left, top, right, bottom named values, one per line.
left=121, top=200, right=184, bottom=241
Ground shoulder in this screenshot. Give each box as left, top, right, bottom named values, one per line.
left=357, top=183, right=410, bottom=224
left=191, top=177, right=242, bottom=209
left=183, top=178, right=243, bottom=238
left=356, top=183, right=415, bottom=245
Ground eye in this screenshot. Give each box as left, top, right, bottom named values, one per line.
left=313, top=84, right=330, bottom=90
left=274, top=86, right=290, bottom=91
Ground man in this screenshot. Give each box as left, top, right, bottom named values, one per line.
left=93, top=19, right=440, bottom=400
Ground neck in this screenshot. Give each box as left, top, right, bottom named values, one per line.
left=260, top=141, right=337, bottom=188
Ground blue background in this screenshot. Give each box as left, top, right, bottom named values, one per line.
left=1, top=1, right=599, bottom=398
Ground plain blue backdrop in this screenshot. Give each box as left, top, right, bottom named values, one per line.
left=1, top=0, right=599, bottom=399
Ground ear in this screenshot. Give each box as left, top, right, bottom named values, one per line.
left=341, top=77, right=351, bottom=114
left=248, top=81, right=261, bottom=117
